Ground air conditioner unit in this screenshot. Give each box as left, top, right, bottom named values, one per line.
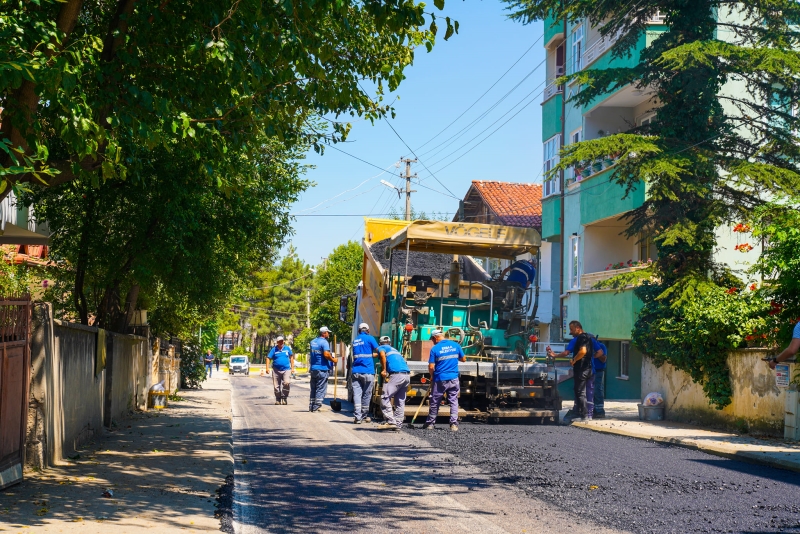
left=555, top=66, right=565, bottom=76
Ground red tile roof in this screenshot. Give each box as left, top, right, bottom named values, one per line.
left=470, top=181, right=543, bottom=228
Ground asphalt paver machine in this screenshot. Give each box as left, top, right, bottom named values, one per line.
left=349, top=219, right=562, bottom=424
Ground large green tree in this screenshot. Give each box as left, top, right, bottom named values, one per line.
left=27, top=134, right=309, bottom=335
left=503, top=0, right=800, bottom=406
left=0, top=0, right=455, bottom=192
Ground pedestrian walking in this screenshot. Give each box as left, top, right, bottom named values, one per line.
left=204, top=349, right=214, bottom=379
left=214, top=356, right=220, bottom=372
left=351, top=323, right=379, bottom=423
left=309, top=326, right=337, bottom=412
left=592, top=339, right=608, bottom=419
left=268, top=336, right=295, bottom=405
left=548, top=321, right=594, bottom=423
left=767, top=320, right=800, bottom=370
left=376, top=336, right=410, bottom=431
left=424, top=329, right=466, bottom=431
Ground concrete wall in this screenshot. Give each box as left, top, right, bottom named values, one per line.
left=27, top=304, right=162, bottom=468
left=642, top=349, right=789, bottom=436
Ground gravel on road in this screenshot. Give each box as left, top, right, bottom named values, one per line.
left=409, top=423, right=800, bottom=534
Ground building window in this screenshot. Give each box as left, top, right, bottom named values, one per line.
left=637, top=112, right=656, bottom=127
left=542, top=135, right=561, bottom=198
left=619, top=341, right=630, bottom=379
left=570, top=129, right=582, bottom=145
left=569, top=234, right=581, bottom=289
left=571, top=25, right=584, bottom=74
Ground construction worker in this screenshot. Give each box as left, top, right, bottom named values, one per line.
left=424, top=329, right=466, bottom=431
left=267, top=335, right=294, bottom=405
left=376, top=336, right=410, bottom=431
left=547, top=321, right=596, bottom=423
left=309, top=326, right=337, bottom=412
left=500, top=258, right=537, bottom=289
left=351, top=322, right=379, bottom=424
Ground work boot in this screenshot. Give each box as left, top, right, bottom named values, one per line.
left=422, top=423, right=434, bottom=430
left=275, top=400, right=281, bottom=405
left=450, top=424, right=458, bottom=432
left=593, top=411, right=606, bottom=419
left=377, top=423, right=396, bottom=430
left=282, top=398, right=288, bottom=405
left=353, top=417, right=362, bottom=424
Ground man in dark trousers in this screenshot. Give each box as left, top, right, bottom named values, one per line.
left=350, top=322, right=379, bottom=424
left=424, top=329, right=466, bottom=431
left=308, top=326, right=337, bottom=412
left=204, top=349, right=214, bottom=379
left=548, top=321, right=594, bottom=423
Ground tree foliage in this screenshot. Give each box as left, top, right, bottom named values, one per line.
left=309, top=241, right=363, bottom=344
left=503, top=0, right=800, bottom=407
left=0, top=0, right=455, bottom=192
left=27, top=136, right=309, bottom=336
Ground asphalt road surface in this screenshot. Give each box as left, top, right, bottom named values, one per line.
left=229, top=374, right=623, bottom=534
left=230, top=375, right=800, bottom=533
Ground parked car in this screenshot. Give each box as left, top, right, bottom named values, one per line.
left=229, top=355, right=250, bottom=376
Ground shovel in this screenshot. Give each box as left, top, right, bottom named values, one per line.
left=407, top=378, right=432, bottom=429
left=331, top=335, right=342, bottom=412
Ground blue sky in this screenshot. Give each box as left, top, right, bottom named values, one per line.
left=288, top=1, right=545, bottom=265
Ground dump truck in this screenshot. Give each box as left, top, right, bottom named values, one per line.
left=346, top=218, right=563, bottom=424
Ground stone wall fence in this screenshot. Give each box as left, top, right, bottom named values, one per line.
left=641, top=348, right=799, bottom=438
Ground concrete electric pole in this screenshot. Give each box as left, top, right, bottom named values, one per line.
left=400, top=157, right=417, bottom=221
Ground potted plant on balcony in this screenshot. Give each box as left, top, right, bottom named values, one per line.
left=592, top=158, right=604, bottom=173
left=603, top=154, right=616, bottom=168
left=580, top=161, right=592, bottom=179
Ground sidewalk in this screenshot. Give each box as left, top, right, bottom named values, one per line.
left=569, top=400, right=800, bottom=474
left=0, top=374, right=232, bottom=532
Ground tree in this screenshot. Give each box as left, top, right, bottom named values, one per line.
left=0, top=0, right=456, bottom=194
left=310, top=241, right=363, bottom=343
left=28, top=134, right=309, bottom=336
left=503, top=1, right=800, bottom=406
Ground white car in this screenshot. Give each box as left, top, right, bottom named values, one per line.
left=229, top=356, right=250, bottom=376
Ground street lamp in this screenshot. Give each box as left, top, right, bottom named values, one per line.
left=380, top=179, right=401, bottom=199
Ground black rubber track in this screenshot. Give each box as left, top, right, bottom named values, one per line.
left=409, top=423, right=800, bottom=533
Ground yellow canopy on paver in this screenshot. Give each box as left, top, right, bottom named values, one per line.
left=386, top=220, right=540, bottom=259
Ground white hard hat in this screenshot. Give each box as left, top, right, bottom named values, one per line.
left=358, top=322, right=369, bottom=331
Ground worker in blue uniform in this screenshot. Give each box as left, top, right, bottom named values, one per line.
left=424, top=329, right=466, bottom=431
left=501, top=259, right=537, bottom=288
left=309, top=326, right=337, bottom=412
left=351, top=322, right=379, bottom=424
left=376, top=336, right=410, bottom=431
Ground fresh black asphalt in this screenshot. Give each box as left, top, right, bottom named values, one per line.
left=410, top=423, right=800, bottom=533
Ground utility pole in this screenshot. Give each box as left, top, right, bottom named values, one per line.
left=306, top=289, right=311, bottom=329
left=400, top=157, right=417, bottom=221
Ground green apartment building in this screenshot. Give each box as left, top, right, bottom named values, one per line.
left=539, top=10, right=757, bottom=400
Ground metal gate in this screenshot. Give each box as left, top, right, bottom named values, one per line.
left=0, top=296, right=31, bottom=490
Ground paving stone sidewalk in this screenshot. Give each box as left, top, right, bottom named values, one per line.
left=569, top=400, right=800, bottom=474
left=0, top=374, right=232, bottom=533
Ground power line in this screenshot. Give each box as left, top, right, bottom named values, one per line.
left=410, top=35, right=544, bottom=154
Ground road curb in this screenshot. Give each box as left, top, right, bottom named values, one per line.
left=572, top=421, right=800, bottom=474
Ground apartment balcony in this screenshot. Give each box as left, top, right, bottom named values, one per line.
left=582, top=12, right=668, bottom=71
left=540, top=196, right=561, bottom=240
left=541, top=92, right=563, bottom=141
left=542, top=79, right=564, bottom=104
left=581, top=264, right=651, bottom=290
left=578, top=288, right=643, bottom=341
left=576, top=168, right=645, bottom=226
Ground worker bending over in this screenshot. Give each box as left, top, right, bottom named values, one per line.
left=424, top=329, right=466, bottom=431
left=377, top=336, right=410, bottom=431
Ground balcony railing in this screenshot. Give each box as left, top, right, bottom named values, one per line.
left=542, top=80, right=564, bottom=103
left=565, top=154, right=620, bottom=187
left=582, top=14, right=666, bottom=69
left=580, top=264, right=651, bottom=290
